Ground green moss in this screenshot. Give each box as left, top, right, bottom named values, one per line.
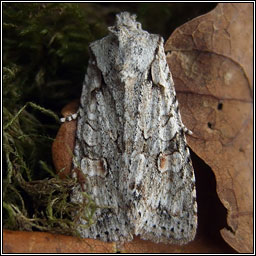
left=2, top=3, right=106, bottom=233
left=3, top=3, right=108, bottom=110
left=2, top=96, right=96, bottom=234
left=3, top=173, right=99, bottom=236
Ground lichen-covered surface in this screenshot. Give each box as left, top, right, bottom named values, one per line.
left=72, top=12, right=197, bottom=244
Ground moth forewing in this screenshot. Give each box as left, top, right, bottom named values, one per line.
left=71, top=12, right=197, bottom=244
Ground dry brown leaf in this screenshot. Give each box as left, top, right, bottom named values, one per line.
left=52, top=99, right=79, bottom=179
left=165, top=3, right=253, bottom=253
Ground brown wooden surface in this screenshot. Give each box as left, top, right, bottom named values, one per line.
left=3, top=230, right=116, bottom=253
left=3, top=228, right=236, bottom=253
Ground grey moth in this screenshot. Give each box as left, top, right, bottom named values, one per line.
left=71, top=12, right=197, bottom=245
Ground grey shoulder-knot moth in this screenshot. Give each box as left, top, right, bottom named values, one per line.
left=70, top=12, right=197, bottom=245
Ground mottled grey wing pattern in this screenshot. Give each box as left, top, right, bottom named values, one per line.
left=72, top=12, right=197, bottom=244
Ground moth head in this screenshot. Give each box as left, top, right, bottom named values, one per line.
left=108, top=12, right=142, bottom=35
left=90, top=12, right=159, bottom=82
